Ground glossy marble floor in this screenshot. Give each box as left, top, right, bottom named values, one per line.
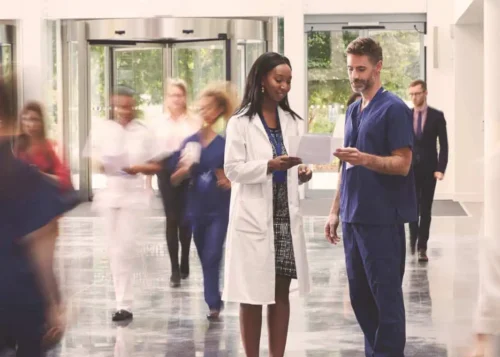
left=19, top=202, right=484, bottom=356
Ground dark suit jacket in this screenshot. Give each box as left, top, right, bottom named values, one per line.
left=412, top=106, right=448, bottom=173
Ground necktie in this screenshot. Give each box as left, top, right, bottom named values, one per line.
left=416, top=111, right=423, bottom=139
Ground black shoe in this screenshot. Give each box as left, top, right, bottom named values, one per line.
left=207, top=310, right=221, bottom=321
left=180, top=263, right=189, bottom=279
left=112, top=310, right=133, bottom=322
left=409, top=237, right=417, bottom=255
left=207, top=302, right=224, bottom=321
left=170, top=273, right=181, bottom=288
left=418, top=250, right=429, bottom=262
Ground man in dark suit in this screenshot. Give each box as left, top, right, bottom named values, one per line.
left=408, top=79, right=448, bottom=262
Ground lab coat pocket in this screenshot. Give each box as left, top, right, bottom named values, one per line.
left=235, top=198, right=268, bottom=235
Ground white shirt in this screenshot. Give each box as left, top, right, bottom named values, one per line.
left=90, top=119, right=156, bottom=209
left=149, top=113, right=201, bottom=160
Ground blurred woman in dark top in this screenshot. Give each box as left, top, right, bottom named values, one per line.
left=0, top=78, right=70, bottom=356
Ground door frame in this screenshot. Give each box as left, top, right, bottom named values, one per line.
left=302, top=17, right=426, bottom=198
left=62, top=18, right=270, bottom=200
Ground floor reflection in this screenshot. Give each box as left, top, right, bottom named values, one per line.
left=34, top=206, right=482, bottom=356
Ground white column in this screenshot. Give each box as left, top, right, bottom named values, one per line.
left=453, top=24, right=484, bottom=202
left=18, top=0, right=46, bottom=104
left=283, top=0, right=305, bottom=121
left=476, top=0, right=500, bottom=335
left=283, top=0, right=306, bottom=199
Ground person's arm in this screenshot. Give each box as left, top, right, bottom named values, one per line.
left=325, top=164, right=342, bottom=244
left=124, top=162, right=162, bottom=175
left=171, top=164, right=191, bottom=186
left=329, top=165, right=342, bottom=216
left=334, top=102, right=413, bottom=176
left=359, top=148, right=412, bottom=176
left=436, top=111, right=449, bottom=174
left=46, top=142, right=72, bottom=188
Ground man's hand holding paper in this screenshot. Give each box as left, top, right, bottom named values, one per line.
left=288, top=134, right=344, bottom=165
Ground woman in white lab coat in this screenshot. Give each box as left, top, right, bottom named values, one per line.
left=223, top=52, right=312, bottom=357
left=91, top=87, right=160, bottom=322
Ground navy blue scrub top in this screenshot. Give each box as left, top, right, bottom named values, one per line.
left=169, top=133, right=230, bottom=223
left=340, top=87, right=417, bottom=225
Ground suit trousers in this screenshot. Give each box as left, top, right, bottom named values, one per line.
left=103, top=207, right=142, bottom=311
left=409, top=164, right=437, bottom=251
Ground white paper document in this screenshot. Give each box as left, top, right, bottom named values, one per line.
left=288, top=135, right=344, bottom=165
left=100, top=154, right=129, bottom=176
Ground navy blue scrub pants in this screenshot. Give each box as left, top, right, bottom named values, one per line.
left=192, top=215, right=228, bottom=311
left=342, top=222, right=406, bottom=357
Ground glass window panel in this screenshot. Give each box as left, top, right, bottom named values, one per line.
left=171, top=41, right=225, bottom=104
left=306, top=28, right=424, bottom=184
left=68, top=42, right=80, bottom=189
left=113, top=47, right=164, bottom=123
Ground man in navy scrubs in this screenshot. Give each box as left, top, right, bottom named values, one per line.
left=325, top=37, right=417, bottom=357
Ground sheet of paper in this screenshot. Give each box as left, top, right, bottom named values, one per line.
left=100, top=154, right=129, bottom=176
left=288, top=135, right=344, bottom=165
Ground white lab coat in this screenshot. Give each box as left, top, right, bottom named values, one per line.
left=91, top=119, right=156, bottom=211
left=222, top=107, right=311, bottom=305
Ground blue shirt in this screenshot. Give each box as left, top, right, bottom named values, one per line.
left=340, top=87, right=417, bottom=225
left=170, top=133, right=230, bottom=223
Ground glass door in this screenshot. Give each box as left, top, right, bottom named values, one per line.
left=171, top=40, right=226, bottom=102
left=236, top=40, right=267, bottom=98
left=89, top=45, right=165, bottom=192
left=305, top=26, right=424, bottom=192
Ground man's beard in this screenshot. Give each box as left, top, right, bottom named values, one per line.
left=351, top=78, right=373, bottom=93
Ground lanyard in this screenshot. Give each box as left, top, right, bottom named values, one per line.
left=259, top=109, right=283, bottom=156
left=259, top=109, right=286, bottom=183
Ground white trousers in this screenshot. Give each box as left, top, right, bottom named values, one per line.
left=103, top=207, right=142, bottom=311
left=475, top=233, right=500, bottom=334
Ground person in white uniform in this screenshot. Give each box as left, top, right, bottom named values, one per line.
left=223, top=52, right=312, bottom=357
left=90, top=87, right=161, bottom=322
left=470, top=233, right=500, bottom=356
left=150, top=79, right=201, bottom=288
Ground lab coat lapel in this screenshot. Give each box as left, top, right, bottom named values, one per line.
left=277, top=106, right=291, bottom=153
left=251, top=112, right=269, bottom=139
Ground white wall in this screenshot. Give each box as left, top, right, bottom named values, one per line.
left=454, top=25, right=484, bottom=202
left=426, top=0, right=456, bottom=200
left=0, top=1, right=21, bottom=19
left=46, top=0, right=283, bottom=19
left=304, top=0, right=426, bottom=14
left=45, top=0, right=427, bottom=19
left=454, top=0, right=474, bottom=23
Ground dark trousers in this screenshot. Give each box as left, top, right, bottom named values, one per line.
left=192, top=215, right=228, bottom=310
left=157, top=171, right=192, bottom=276
left=342, top=222, right=406, bottom=357
left=0, top=305, right=45, bottom=357
left=409, top=164, right=437, bottom=251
